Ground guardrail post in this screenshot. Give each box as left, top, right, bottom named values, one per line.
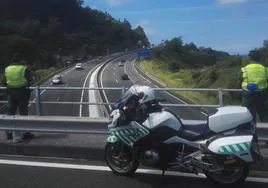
left=35, top=85, right=42, bottom=116
left=121, top=87, right=126, bottom=97
left=218, top=88, right=224, bottom=107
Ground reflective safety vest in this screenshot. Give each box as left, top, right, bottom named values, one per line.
left=5, top=65, right=28, bottom=88
left=241, top=64, right=268, bottom=90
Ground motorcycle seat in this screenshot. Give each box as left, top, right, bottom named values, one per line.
left=180, top=122, right=212, bottom=141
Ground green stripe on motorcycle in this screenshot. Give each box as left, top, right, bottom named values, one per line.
left=221, top=146, right=229, bottom=153
left=219, top=148, right=225, bottom=153
left=244, top=142, right=250, bottom=149
left=236, top=144, right=245, bottom=152
left=219, top=142, right=251, bottom=154
left=138, top=128, right=149, bottom=135
left=140, top=126, right=149, bottom=133
left=115, top=131, right=131, bottom=145
left=229, top=145, right=237, bottom=153
left=141, top=128, right=149, bottom=134
left=119, top=131, right=133, bottom=144
left=121, top=130, right=135, bottom=144
left=122, top=130, right=130, bottom=135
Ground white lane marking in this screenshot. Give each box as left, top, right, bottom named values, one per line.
left=132, top=61, right=152, bottom=84
left=88, top=65, right=103, bottom=118
left=115, top=79, right=118, bottom=83
left=40, top=89, right=46, bottom=95
left=100, top=61, right=114, bottom=111
left=131, top=61, right=208, bottom=118
left=29, top=89, right=47, bottom=107
left=201, top=112, right=208, bottom=116
left=132, top=61, right=190, bottom=105
left=56, top=96, right=60, bottom=102
left=63, top=67, right=75, bottom=75
left=0, top=159, right=267, bottom=183
left=113, top=72, right=115, bottom=76
left=125, top=60, right=137, bottom=83
left=79, top=64, right=101, bottom=117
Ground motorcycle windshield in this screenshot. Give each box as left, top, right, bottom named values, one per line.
left=112, top=85, right=143, bottom=110
left=119, top=85, right=140, bottom=103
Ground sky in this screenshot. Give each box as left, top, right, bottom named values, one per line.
left=84, top=0, right=268, bottom=54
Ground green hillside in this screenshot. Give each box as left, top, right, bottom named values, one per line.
left=139, top=60, right=241, bottom=105
left=138, top=38, right=268, bottom=106
left=0, top=0, right=149, bottom=70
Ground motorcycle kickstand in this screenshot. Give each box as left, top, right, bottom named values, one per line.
left=160, top=170, right=166, bottom=185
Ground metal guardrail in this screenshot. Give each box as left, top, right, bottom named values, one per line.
left=0, top=86, right=245, bottom=116
left=0, top=86, right=267, bottom=142
left=0, top=115, right=108, bottom=134
left=0, top=115, right=267, bottom=142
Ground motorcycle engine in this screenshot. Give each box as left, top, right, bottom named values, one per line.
left=142, top=149, right=160, bottom=166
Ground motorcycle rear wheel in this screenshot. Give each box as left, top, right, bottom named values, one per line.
left=105, top=142, right=139, bottom=176
left=204, top=165, right=249, bottom=185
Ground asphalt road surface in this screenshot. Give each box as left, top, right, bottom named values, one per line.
left=28, top=57, right=112, bottom=117
left=101, top=56, right=206, bottom=120
left=0, top=156, right=267, bottom=188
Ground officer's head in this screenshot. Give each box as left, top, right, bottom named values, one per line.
left=11, top=53, right=27, bottom=65
left=11, top=53, right=22, bottom=64
left=249, top=55, right=260, bottom=64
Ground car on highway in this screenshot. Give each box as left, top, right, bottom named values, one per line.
left=121, top=73, right=129, bottom=80
left=118, top=62, right=123, bottom=67
left=120, top=59, right=126, bottom=63
left=51, top=74, right=63, bottom=85
left=98, top=56, right=103, bottom=60
left=75, top=63, right=83, bottom=70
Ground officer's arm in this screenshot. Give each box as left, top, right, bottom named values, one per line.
left=24, top=68, right=32, bottom=87
left=1, top=74, right=7, bottom=86
left=266, top=68, right=268, bottom=85
left=236, top=69, right=243, bottom=89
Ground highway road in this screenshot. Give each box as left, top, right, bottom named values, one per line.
left=28, top=57, right=112, bottom=117
left=0, top=155, right=267, bottom=188
left=101, top=56, right=207, bottom=120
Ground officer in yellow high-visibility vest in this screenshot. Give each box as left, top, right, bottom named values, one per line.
left=2, top=54, right=33, bottom=143
left=240, top=61, right=268, bottom=122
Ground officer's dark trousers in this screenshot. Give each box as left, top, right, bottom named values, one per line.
left=6, top=88, right=31, bottom=138
left=7, top=88, right=30, bottom=115
left=242, top=90, right=267, bottom=122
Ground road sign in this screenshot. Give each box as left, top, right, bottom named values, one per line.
left=138, top=48, right=151, bottom=58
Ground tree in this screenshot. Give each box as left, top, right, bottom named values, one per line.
left=0, top=0, right=151, bottom=69
left=184, top=42, right=198, bottom=51
left=249, top=48, right=261, bottom=61
left=263, top=39, right=268, bottom=48
left=164, top=37, right=183, bottom=54
left=123, top=19, right=131, bottom=30
left=134, top=26, right=150, bottom=47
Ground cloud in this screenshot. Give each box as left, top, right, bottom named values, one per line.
left=105, top=0, right=131, bottom=6
left=217, top=0, right=249, bottom=4
left=136, top=20, right=157, bottom=36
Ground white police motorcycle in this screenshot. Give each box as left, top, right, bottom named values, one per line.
left=105, top=85, right=260, bottom=185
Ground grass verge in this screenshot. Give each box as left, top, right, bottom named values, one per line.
left=138, top=59, right=241, bottom=105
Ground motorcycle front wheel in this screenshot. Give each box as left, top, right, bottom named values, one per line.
left=204, top=165, right=249, bottom=185
left=105, top=142, right=139, bottom=176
